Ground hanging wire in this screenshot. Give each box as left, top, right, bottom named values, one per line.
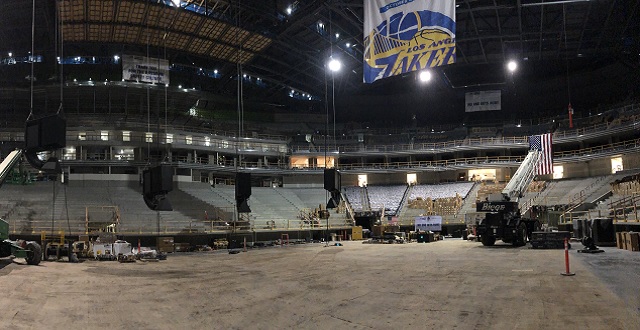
left=56, top=1, right=64, bottom=115
left=28, top=0, right=36, bottom=121
left=563, top=4, right=571, bottom=103
left=330, top=11, right=337, bottom=156
left=233, top=0, right=243, bottom=223
left=146, top=29, right=151, bottom=164
left=235, top=0, right=243, bottom=171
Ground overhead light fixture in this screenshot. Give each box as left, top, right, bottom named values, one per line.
left=286, top=6, right=292, bottom=15
left=328, top=58, right=342, bottom=72
left=346, top=43, right=351, bottom=48
left=419, top=70, right=431, bottom=82
left=214, top=69, right=218, bottom=74
left=507, top=61, right=517, bottom=72
left=335, top=33, right=340, bottom=38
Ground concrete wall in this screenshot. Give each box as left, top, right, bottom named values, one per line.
left=282, top=173, right=323, bottom=188
left=624, top=153, right=640, bottom=171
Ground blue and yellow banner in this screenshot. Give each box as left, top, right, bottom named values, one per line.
left=364, top=0, right=456, bottom=83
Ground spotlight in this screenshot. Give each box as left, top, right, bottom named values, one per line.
left=419, top=71, right=431, bottom=82
left=286, top=6, right=292, bottom=15
left=507, top=61, right=517, bottom=72
left=328, top=58, right=342, bottom=72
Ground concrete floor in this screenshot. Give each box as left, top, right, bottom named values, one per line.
left=0, top=239, right=638, bottom=330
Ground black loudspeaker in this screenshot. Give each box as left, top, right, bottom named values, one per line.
left=235, top=172, right=251, bottom=199
left=143, top=165, right=173, bottom=196
left=236, top=199, right=251, bottom=213
left=143, top=194, right=173, bottom=211
left=25, top=114, right=66, bottom=152
left=591, top=218, right=616, bottom=246
left=327, top=190, right=341, bottom=209
left=324, top=168, right=340, bottom=192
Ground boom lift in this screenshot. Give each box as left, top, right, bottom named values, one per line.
left=0, top=113, right=66, bottom=265
left=0, top=150, right=42, bottom=265
left=475, top=150, right=542, bottom=246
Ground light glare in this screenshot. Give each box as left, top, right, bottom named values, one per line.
left=507, top=61, right=517, bottom=72
left=328, top=59, right=342, bottom=72
left=419, top=71, right=431, bottom=82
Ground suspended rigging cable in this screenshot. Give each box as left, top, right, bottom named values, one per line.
left=28, top=0, right=36, bottom=120
left=563, top=4, right=571, bottom=102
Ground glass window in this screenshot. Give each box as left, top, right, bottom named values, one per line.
left=122, top=131, right=131, bottom=142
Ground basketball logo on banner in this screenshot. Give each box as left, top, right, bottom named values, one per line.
left=364, top=0, right=456, bottom=84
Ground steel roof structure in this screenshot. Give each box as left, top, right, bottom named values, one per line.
left=0, top=0, right=639, bottom=114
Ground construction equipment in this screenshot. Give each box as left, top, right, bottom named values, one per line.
left=113, top=240, right=136, bottom=262
left=475, top=150, right=542, bottom=246
left=0, top=150, right=42, bottom=265
left=72, top=236, right=91, bottom=258
left=0, top=218, right=41, bottom=265
left=0, top=115, right=66, bottom=265
left=42, top=231, right=69, bottom=261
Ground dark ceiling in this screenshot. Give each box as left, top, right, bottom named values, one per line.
left=0, top=0, right=639, bottom=124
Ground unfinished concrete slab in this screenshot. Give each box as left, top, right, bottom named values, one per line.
left=0, top=239, right=637, bottom=329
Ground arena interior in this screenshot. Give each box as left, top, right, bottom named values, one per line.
left=0, top=1, right=639, bottom=329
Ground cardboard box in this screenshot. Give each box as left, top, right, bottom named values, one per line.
left=351, top=226, right=363, bottom=240
left=630, top=233, right=640, bottom=252
left=616, top=232, right=624, bottom=249
left=157, top=236, right=175, bottom=253
left=624, top=232, right=631, bottom=251
left=174, top=242, right=191, bottom=252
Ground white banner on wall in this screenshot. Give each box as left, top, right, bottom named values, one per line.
left=415, top=215, right=442, bottom=232
left=122, top=55, right=170, bottom=84
left=465, top=90, right=501, bottom=112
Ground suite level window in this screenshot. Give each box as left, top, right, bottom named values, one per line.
left=553, top=165, right=563, bottom=179
left=611, top=157, right=623, bottom=174
left=122, top=131, right=131, bottom=142
left=358, top=175, right=368, bottom=187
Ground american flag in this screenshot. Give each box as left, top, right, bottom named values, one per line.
left=529, top=133, right=553, bottom=175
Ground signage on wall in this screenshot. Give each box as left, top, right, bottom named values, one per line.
left=415, top=215, right=442, bottom=232
left=122, top=55, right=170, bottom=85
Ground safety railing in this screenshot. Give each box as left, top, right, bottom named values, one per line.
left=8, top=218, right=354, bottom=236
left=559, top=196, right=640, bottom=225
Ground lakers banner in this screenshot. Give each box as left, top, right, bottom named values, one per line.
left=364, top=0, right=456, bottom=83
left=122, top=55, right=170, bottom=84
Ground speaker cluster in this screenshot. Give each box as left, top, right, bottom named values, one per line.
left=142, top=165, right=174, bottom=211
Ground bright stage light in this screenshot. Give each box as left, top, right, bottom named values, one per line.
left=328, top=59, right=342, bottom=72
left=419, top=71, right=431, bottom=82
